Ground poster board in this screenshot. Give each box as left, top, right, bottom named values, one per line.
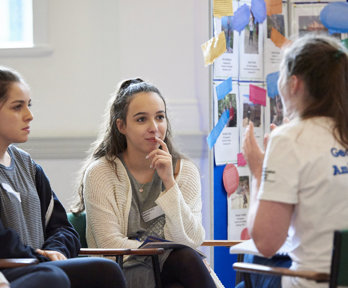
left=210, top=0, right=348, bottom=286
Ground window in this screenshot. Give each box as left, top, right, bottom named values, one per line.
left=0, top=0, right=33, bottom=48
left=0, top=0, right=51, bottom=56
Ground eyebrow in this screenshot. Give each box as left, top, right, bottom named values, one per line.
left=10, top=99, right=31, bottom=105
left=132, top=110, right=165, bottom=117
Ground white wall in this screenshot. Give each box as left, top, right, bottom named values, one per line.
left=1, top=0, right=210, bottom=137
left=3, top=0, right=212, bottom=241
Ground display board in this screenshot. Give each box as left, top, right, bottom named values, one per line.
left=207, top=0, right=348, bottom=286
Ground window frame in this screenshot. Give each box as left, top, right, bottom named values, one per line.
left=0, top=0, right=52, bottom=57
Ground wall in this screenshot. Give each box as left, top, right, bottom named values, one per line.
left=2, top=0, right=213, bottom=249
left=1, top=0, right=210, bottom=137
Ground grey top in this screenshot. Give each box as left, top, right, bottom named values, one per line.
left=0, top=145, right=44, bottom=249
left=119, top=155, right=176, bottom=288
left=119, top=155, right=166, bottom=241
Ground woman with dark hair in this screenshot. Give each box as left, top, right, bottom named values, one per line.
left=0, top=66, right=126, bottom=288
left=243, top=34, right=348, bottom=288
left=72, top=79, right=220, bottom=288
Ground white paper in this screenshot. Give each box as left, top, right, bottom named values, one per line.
left=214, top=80, right=240, bottom=165
left=264, top=3, right=289, bottom=76
left=290, top=2, right=340, bottom=38
left=227, top=166, right=251, bottom=240
left=213, top=2, right=240, bottom=80
left=239, top=82, right=265, bottom=150
left=239, top=2, right=265, bottom=81
left=229, top=238, right=293, bottom=257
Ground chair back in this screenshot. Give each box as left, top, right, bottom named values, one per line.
left=330, top=229, right=348, bottom=288
left=67, top=211, right=88, bottom=248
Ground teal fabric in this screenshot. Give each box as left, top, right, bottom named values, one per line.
left=67, top=212, right=87, bottom=248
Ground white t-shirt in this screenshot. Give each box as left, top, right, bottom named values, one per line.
left=258, top=117, right=348, bottom=288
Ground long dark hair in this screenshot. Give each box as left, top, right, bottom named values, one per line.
left=281, top=34, right=348, bottom=148
left=71, top=78, right=181, bottom=213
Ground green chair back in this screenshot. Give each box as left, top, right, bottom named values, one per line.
left=330, top=229, right=348, bottom=288
left=67, top=211, right=88, bottom=248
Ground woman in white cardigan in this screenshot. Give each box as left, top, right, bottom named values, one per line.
left=72, top=79, right=217, bottom=288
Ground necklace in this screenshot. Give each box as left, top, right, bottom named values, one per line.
left=138, top=183, right=145, bottom=193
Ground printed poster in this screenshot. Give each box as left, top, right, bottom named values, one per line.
left=228, top=166, right=251, bottom=240
left=239, top=2, right=265, bottom=81
left=213, top=1, right=240, bottom=80
left=264, top=2, right=289, bottom=76
left=214, top=80, right=240, bottom=165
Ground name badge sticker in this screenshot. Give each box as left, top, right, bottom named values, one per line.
left=1, top=183, right=21, bottom=202
left=142, top=205, right=165, bottom=222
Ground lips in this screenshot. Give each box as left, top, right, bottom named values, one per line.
left=22, top=127, right=30, bottom=132
left=146, top=137, right=157, bottom=142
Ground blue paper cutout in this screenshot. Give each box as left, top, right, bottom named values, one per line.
left=251, top=0, right=266, bottom=24
left=207, top=110, right=230, bottom=149
left=216, top=77, right=233, bottom=100
left=266, top=71, right=279, bottom=99
left=320, top=2, right=348, bottom=34
left=232, top=4, right=251, bottom=33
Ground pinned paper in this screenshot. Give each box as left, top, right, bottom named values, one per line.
left=207, top=109, right=229, bottom=149
left=214, top=0, right=234, bottom=18
left=201, top=32, right=227, bottom=66
left=320, top=2, right=348, bottom=34
left=251, top=0, right=267, bottom=24
left=271, top=27, right=290, bottom=48
left=265, top=0, right=282, bottom=16
left=216, top=77, right=233, bottom=100
left=266, top=71, right=279, bottom=99
left=249, top=85, right=266, bottom=106
left=232, top=4, right=251, bottom=33
left=223, top=164, right=239, bottom=197
left=237, top=153, right=247, bottom=167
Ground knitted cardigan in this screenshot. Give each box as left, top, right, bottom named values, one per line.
left=84, top=157, right=205, bottom=249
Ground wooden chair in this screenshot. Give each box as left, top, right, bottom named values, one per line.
left=67, top=211, right=164, bottom=288
left=233, top=229, right=348, bottom=288
left=0, top=258, right=38, bottom=268
left=68, top=211, right=245, bottom=288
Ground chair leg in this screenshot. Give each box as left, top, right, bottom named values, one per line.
left=151, top=255, right=162, bottom=288
left=235, top=254, right=245, bottom=285
left=244, top=273, right=252, bottom=288
left=116, top=255, right=123, bottom=269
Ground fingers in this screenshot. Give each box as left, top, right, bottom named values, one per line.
left=146, top=137, right=170, bottom=161
left=36, top=249, right=67, bottom=261
left=263, top=133, right=270, bottom=151
left=155, top=137, right=169, bottom=152
left=150, top=155, right=172, bottom=170
left=283, top=117, right=290, bottom=124
left=270, top=123, right=277, bottom=131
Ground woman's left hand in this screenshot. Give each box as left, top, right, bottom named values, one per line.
left=146, top=137, right=175, bottom=190
left=36, top=249, right=67, bottom=261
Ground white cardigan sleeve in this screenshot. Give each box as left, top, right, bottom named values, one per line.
left=84, top=159, right=140, bottom=249
left=0, top=272, right=9, bottom=286
left=155, top=159, right=205, bottom=248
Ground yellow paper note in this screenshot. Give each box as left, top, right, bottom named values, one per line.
left=271, top=27, right=291, bottom=49
left=201, top=32, right=227, bottom=66
left=213, top=0, right=233, bottom=18
left=265, top=0, right=282, bottom=16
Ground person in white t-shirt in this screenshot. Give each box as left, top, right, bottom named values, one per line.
left=242, top=34, right=348, bottom=288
